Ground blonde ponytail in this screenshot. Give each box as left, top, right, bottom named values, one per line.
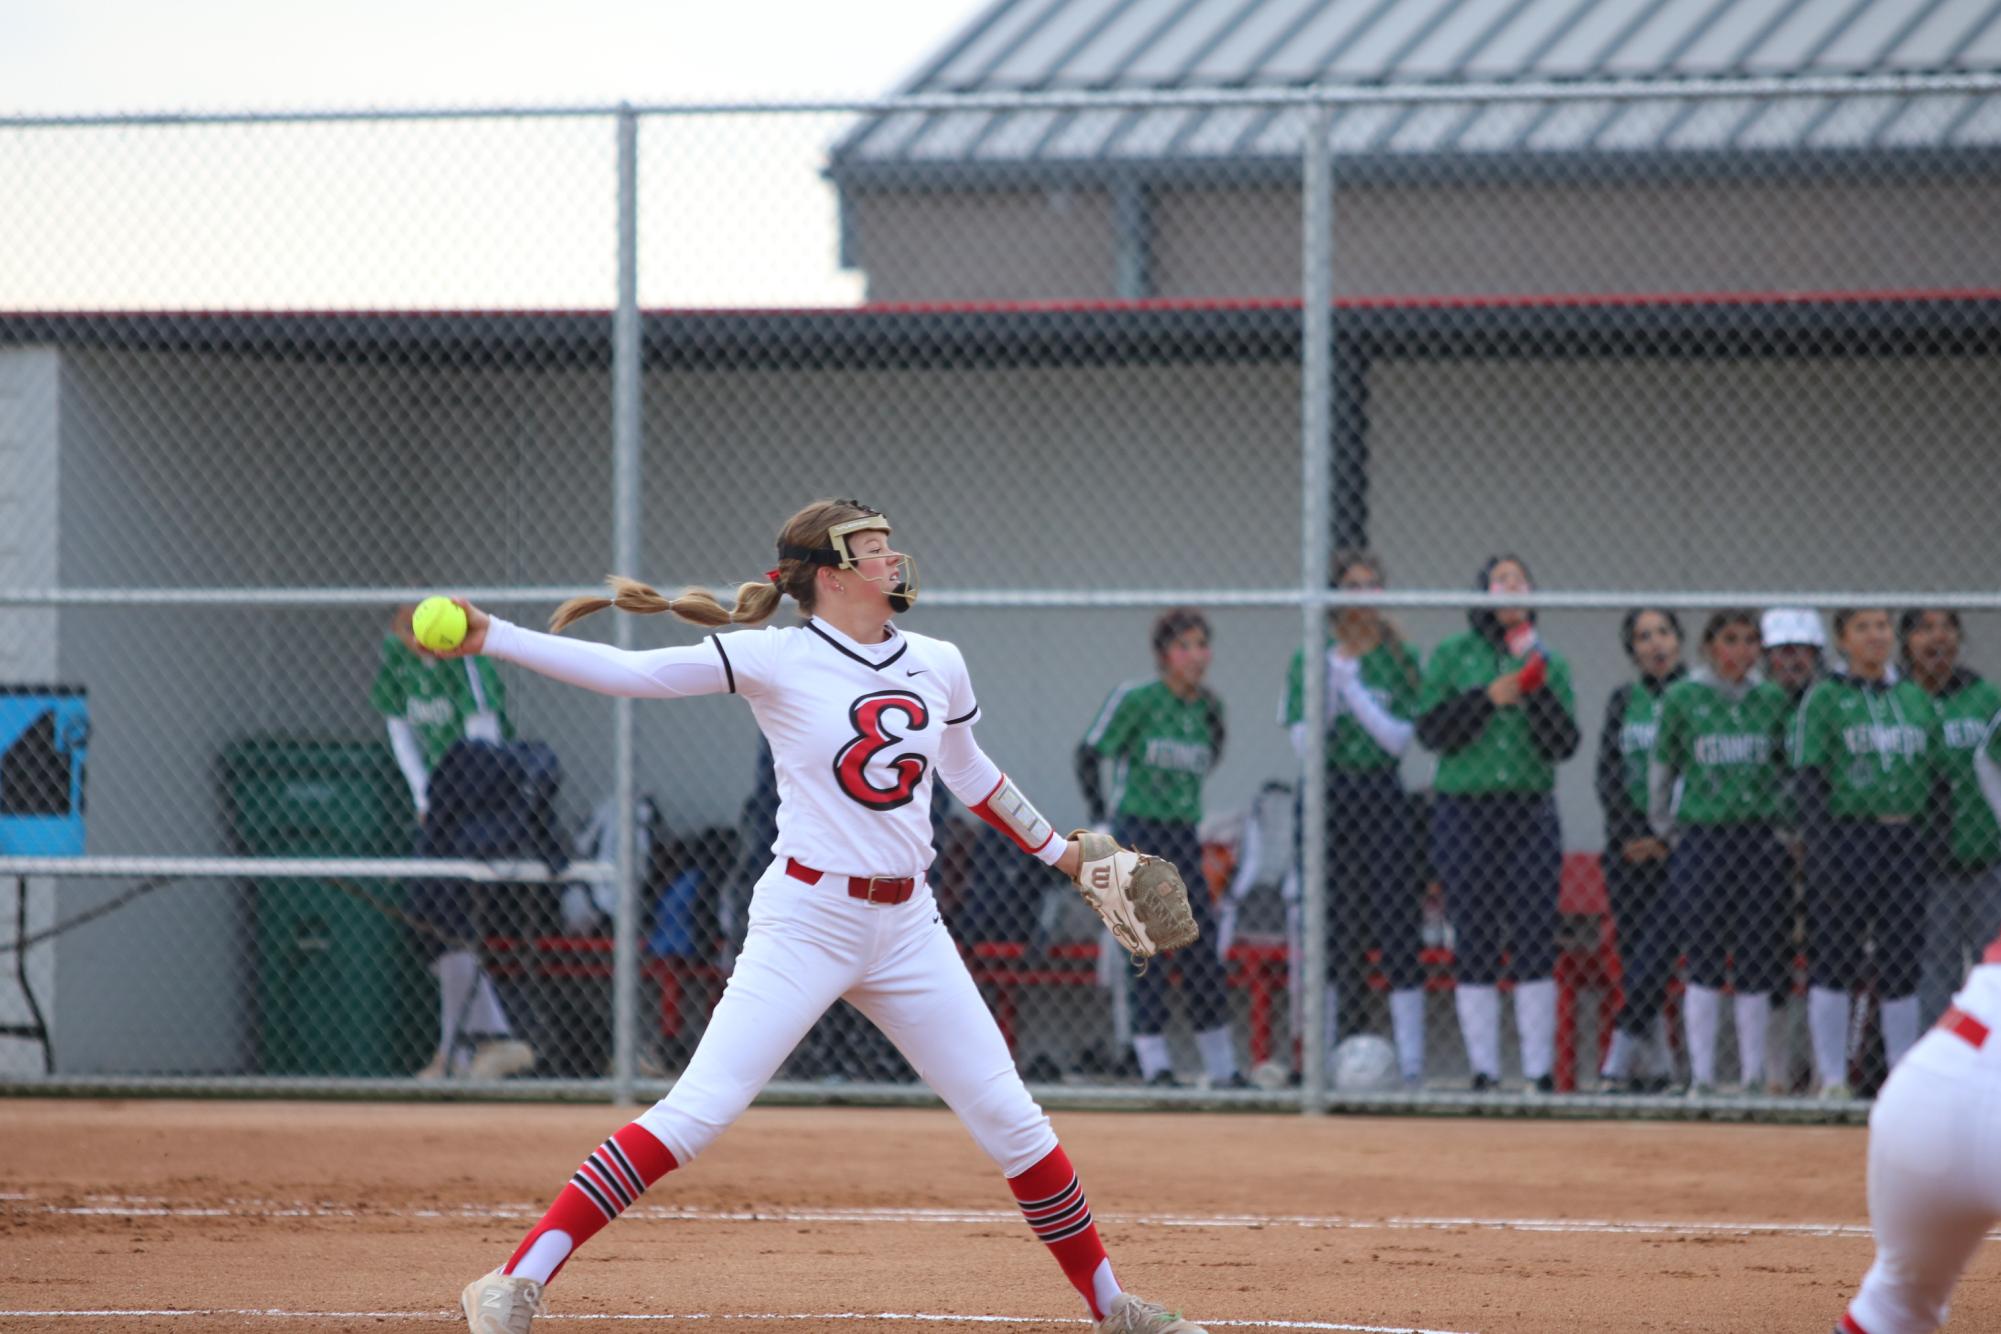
left=550, top=499, right=877, bottom=635
left=549, top=574, right=785, bottom=634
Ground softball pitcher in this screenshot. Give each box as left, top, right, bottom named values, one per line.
left=443, top=499, right=1208, bottom=1334
left=1837, top=930, right=2001, bottom=1332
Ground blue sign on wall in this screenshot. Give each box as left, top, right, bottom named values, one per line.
left=0, top=686, right=89, bottom=856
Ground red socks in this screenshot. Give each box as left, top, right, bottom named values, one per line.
left=1008, top=1145, right=1114, bottom=1320
left=501, top=1129, right=1113, bottom=1317
left=503, top=1122, right=677, bottom=1285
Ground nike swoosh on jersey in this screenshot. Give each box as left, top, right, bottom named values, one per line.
left=907, top=669, right=929, bottom=676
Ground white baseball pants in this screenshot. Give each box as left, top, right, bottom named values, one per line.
left=635, top=859, right=1058, bottom=1176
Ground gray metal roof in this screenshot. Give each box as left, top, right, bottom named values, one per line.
left=835, top=0, right=2001, bottom=171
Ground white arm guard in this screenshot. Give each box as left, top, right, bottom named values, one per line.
left=971, top=773, right=1062, bottom=863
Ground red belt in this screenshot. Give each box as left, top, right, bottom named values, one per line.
left=786, top=857, right=915, bottom=905
left=1939, top=1006, right=1990, bottom=1050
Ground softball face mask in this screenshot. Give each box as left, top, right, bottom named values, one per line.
left=780, top=508, right=921, bottom=613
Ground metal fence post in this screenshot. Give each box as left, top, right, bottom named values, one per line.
left=611, top=104, right=642, bottom=1105
left=1299, top=98, right=1334, bottom=1116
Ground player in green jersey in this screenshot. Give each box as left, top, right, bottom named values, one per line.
left=1761, top=608, right=1827, bottom=710
left=1791, top=608, right=1944, bottom=1099
left=1280, top=550, right=1427, bottom=1087
left=371, top=603, right=531, bottom=1082
left=1902, top=609, right=2001, bottom=1028
left=1649, top=610, right=1792, bottom=1095
left=1757, top=607, right=1828, bottom=1094
left=1415, top=555, right=1579, bottom=1093
left=1593, top=608, right=1684, bottom=1093
left=1076, top=608, right=1243, bottom=1089
left=373, top=604, right=513, bottom=818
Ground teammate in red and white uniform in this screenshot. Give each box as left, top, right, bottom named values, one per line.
left=445, top=499, right=1208, bottom=1334
left=1837, top=924, right=2001, bottom=1332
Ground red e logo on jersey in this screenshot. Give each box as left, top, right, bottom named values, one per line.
left=834, top=690, right=931, bottom=810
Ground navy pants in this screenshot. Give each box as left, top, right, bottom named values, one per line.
left=1603, top=850, right=1672, bottom=1038
left=1667, top=823, right=1790, bottom=993
left=1807, top=820, right=1926, bottom=998
left=1430, top=793, right=1561, bottom=985
left=1300, top=769, right=1425, bottom=991
left=1115, top=816, right=1229, bottom=1036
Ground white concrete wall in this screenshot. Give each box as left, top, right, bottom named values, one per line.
left=0, top=348, right=62, bottom=1076
left=32, top=338, right=2001, bottom=1072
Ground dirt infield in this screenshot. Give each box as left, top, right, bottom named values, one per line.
left=0, top=1098, right=1990, bottom=1332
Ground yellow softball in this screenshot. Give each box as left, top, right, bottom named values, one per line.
left=411, top=596, right=467, bottom=653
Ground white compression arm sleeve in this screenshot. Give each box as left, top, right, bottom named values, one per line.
left=482, top=616, right=730, bottom=699
left=936, top=723, right=1004, bottom=810
left=1337, top=676, right=1413, bottom=757
left=385, top=718, right=429, bottom=817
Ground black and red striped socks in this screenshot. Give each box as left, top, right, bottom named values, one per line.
left=1008, top=1145, right=1120, bottom=1320
left=502, top=1122, right=678, bottom=1285
left=501, top=1129, right=1119, bottom=1319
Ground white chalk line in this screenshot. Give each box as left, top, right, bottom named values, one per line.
left=2, top=1191, right=1893, bottom=1239
left=0, top=1311, right=1459, bottom=1332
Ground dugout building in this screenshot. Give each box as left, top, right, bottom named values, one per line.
left=5, top=0, right=2001, bottom=1073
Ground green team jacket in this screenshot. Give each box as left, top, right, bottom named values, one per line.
left=1926, top=669, right=2001, bottom=871
left=1281, top=637, right=1422, bottom=772
left=1415, top=629, right=1578, bottom=796
left=1789, top=673, right=1941, bottom=820
left=1651, top=672, right=1790, bottom=826
left=1082, top=677, right=1223, bottom=825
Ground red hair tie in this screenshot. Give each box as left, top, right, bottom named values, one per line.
left=765, top=567, right=784, bottom=585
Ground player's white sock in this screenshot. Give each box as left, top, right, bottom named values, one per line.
left=1194, top=1025, right=1238, bottom=1084
left=1809, top=987, right=1851, bottom=1091
left=1648, top=1013, right=1676, bottom=1081
left=1455, top=985, right=1502, bottom=1079
left=514, top=1229, right=574, bottom=1284
left=1389, top=988, right=1426, bottom=1082
left=433, top=950, right=511, bottom=1069
left=1515, top=978, right=1556, bottom=1081
left=1132, top=1033, right=1173, bottom=1082
left=1601, top=1029, right=1638, bottom=1080
left=1880, top=995, right=1920, bottom=1068
left=1734, top=992, right=1770, bottom=1090
left=1765, top=994, right=1795, bottom=1093
left=1684, top=985, right=1721, bottom=1087
left=1090, top=1259, right=1121, bottom=1320
left=471, top=971, right=512, bottom=1038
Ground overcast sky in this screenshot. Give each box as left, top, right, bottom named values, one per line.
left=0, top=1, right=992, bottom=308
left=1, top=0, right=987, bottom=112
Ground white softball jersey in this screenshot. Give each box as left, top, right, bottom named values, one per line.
left=483, top=614, right=1019, bottom=877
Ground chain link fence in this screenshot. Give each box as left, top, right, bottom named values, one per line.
left=4, top=77, right=2000, bottom=1119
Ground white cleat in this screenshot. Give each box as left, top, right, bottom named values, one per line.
left=1098, top=1292, right=1209, bottom=1333
left=461, top=1268, right=545, bottom=1334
